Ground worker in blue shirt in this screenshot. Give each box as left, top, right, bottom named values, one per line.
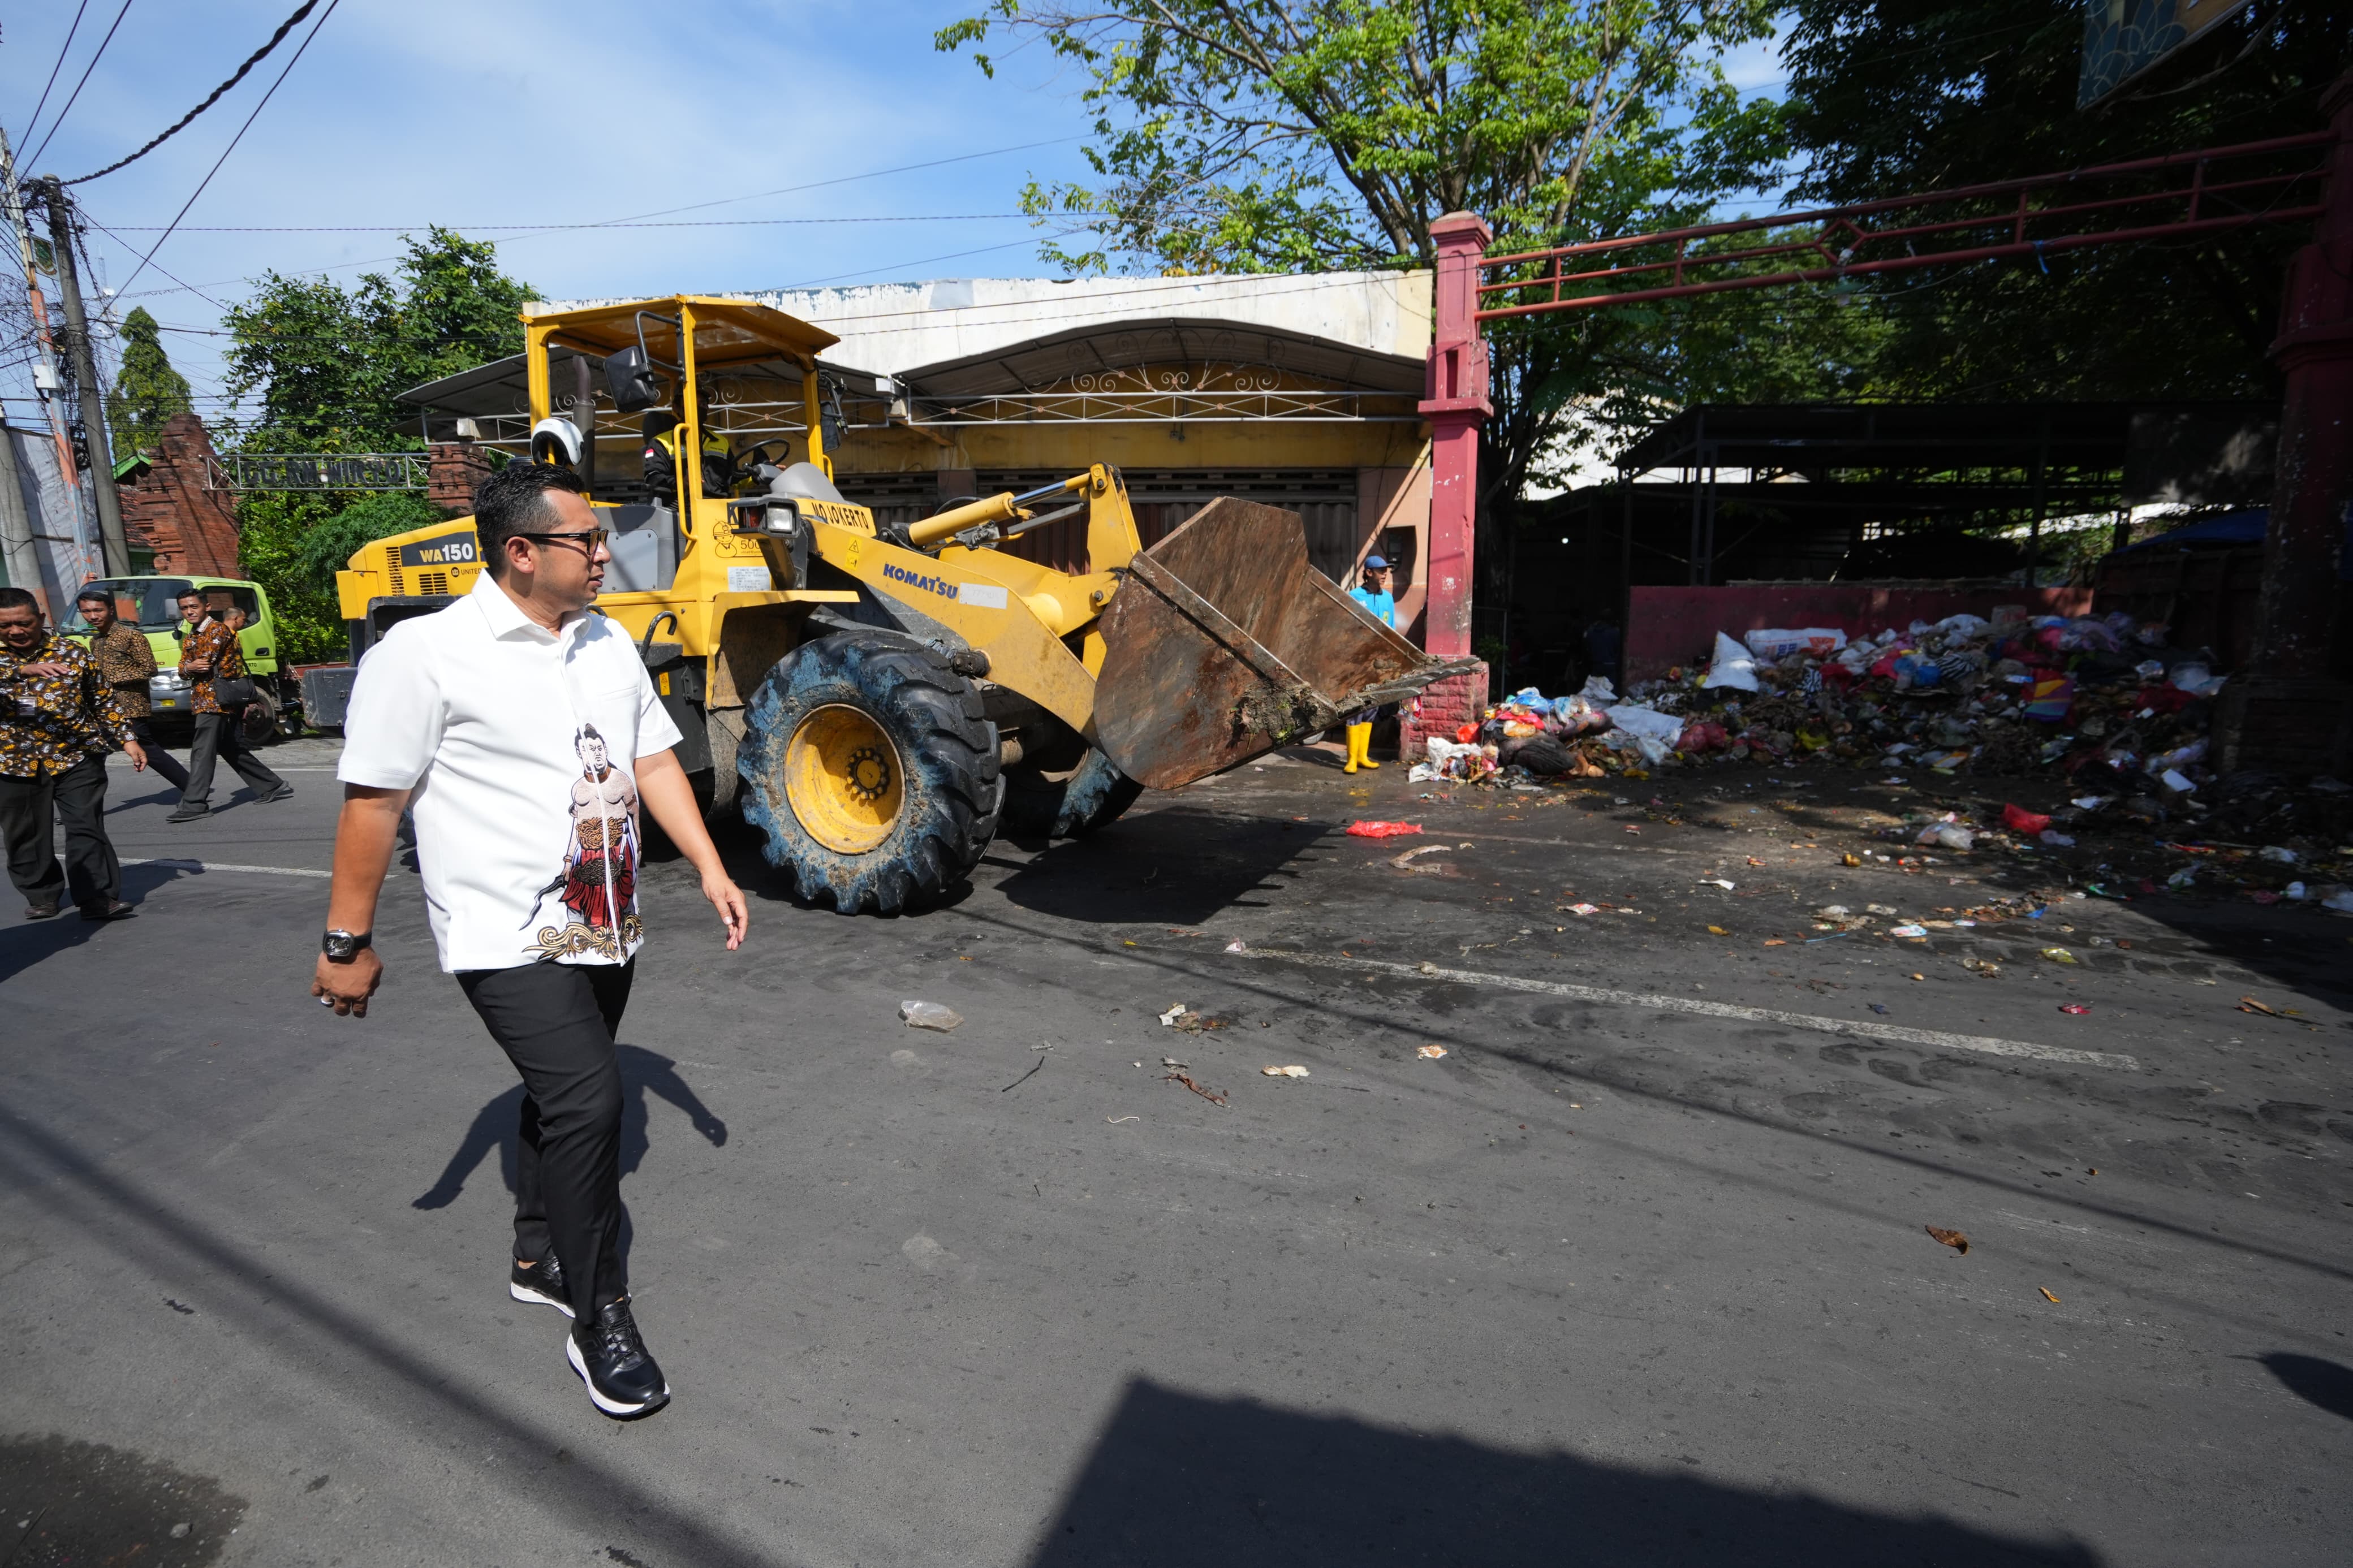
left=1342, top=555, right=1396, bottom=773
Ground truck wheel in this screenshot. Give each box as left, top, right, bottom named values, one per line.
left=701, top=707, right=745, bottom=833
left=1001, top=746, right=1142, bottom=839
left=239, top=693, right=279, bottom=747
left=739, top=633, right=1002, bottom=914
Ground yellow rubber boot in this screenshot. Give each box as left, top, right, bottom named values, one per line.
left=1343, top=723, right=1361, bottom=774
left=1349, top=721, right=1379, bottom=770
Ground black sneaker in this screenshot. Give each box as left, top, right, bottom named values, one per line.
left=508, top=1251, right=574, bottom=1318
left=166, top=804, right=209, bottom=823
left=566, top=1298, right=670, bottom=1418
left=260, top=784, right=296, bottom=803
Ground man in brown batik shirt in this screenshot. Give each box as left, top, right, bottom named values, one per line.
left=0, top=586, right=146, bottom=919
left=170, top=587, right=288, bottom=822
left=76, top=585, right=191, bottom=793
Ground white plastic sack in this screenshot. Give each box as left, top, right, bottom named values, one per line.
left=1604, top=706, right=1685, bottom=744
left=1578, top=675, right=1617, bottom=703
left=1701, top=631, right=1759, bottom=692
left=1933, top=614, right=1991, bottom=639
left=1743, top=627, right=1847, bottom=660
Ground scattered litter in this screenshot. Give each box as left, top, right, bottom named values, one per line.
left=1261, top=1065, right=1310, bottom=1078
left=1391, top=843, right=1457, bottom=872
left=1868, top=1003, right=1890, bottom=1015
left=900, top=1000, right=963, bottom=1033
left=1105, top=1116, right=1139, bottom=1124
left=2236, top=995, right=2303, bottom=1018
left=2040, top=829, right=2077, bottom=847
left=1925, top=1226, right=1970, bottom=1254
left=2039, top=1287, right=2062, bottom=1304
left=1346, top=820, right=1424, bottom=838
left=2002, top=804, right=2053, bottom=836
left=1164, top=1070, right=1229, bottom=1106
left=1159, top=1004, right=1188, bottom=1026
left=1699, top=877, right=1736, bottom=891
left=1416, top=1045, right=1448, bottom=1059
left=1224, top=939, right=1248, bottom=953
left=2059, top=1003, right=2091, bottom=1014
left=1889, top=923, right=1929, bottom=938
left=2040, top=948, right=2078, bottom=964
left=1763, top=938, right=1788, bottom=946
left=1910, top=972, right=1925, bottom=980
left=1566, top=902, right=1601, bottom=915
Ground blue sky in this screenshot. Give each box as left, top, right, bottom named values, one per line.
left=2, top=0, right=1787, bottom=420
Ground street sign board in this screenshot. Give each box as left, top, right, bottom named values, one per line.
left=2080, top=0, right=2256, bottom=109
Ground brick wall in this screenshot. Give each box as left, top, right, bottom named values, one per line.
left=117, top=412, right=240, bottom=577
left=1397, top=662, right=1489, bottom=761
left=429, top=443, right=494, bottom=512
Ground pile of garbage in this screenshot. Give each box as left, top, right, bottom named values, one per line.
left=1419, top=608, right=2240, bottom=794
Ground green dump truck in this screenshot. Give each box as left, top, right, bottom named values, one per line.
left=64, top=574, right=298, bottom=744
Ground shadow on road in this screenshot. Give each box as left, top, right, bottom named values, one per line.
left=2254, top=1353, right=2353, bottom=1422
left=0, top=862, right=197, bottom=987
left=411, top=1046, right=729, bottom=1216
left=995, top=806, right=1323, bottom=926
left=1024, top=1380, right=2101, bottom=1568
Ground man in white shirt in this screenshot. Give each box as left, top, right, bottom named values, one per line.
left=311, top=463, right=748, bottom=1419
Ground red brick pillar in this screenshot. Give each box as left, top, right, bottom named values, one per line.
left=1419, top=211, right=1492, bottom=660
left=1398, top=663, right=1490, bottom=761
left=429, top=443, right=494, bottom=512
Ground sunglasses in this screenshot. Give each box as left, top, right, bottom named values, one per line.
left=515, top=528, right=609, bottom=555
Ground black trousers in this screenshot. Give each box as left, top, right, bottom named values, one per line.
left=0, top=754, right=119, bottom=910
left=128, top=715, right=191, bottom=793
left=456, top=960, right=636, bottom=1321
left=180, top=709, right=283, bottom=807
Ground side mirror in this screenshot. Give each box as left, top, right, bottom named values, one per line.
left=605, top=347, right=666, bottom=414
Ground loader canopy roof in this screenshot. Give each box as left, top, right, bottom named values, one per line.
left=527, top=295, right=842, bottom=368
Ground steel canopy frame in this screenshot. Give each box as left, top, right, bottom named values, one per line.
left=1472, top=131, right=2330, bottom=319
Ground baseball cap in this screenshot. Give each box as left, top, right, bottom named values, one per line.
left=1363, top=554, right=1388, bottom=571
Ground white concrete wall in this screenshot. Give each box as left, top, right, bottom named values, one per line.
left=535, top=271, right=1433, bottom=382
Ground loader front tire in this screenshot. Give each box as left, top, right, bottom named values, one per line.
left=738, top=633, right=1002, bottom=914
left=1001, top=746, right=1143, bottom=840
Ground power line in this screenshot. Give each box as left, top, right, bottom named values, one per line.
left=18, top=0, right=92, bottom=148
left=100, top=211, right=1033, bottom=232
left=24, top=0, right=137, bottom=171
left=66, top=0, right=320, bottom=186
left=110, top=0, right=340, bottom=301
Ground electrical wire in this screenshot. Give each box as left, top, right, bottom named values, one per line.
left=101, top=212, right=1032, bottom=232
left=65, top=0, right=319, bottom=186
left=110, top=0, right=339, bottom=301
left=17, top=0, right=92, bottom=150
left=24, top=0, right=137, bottom=171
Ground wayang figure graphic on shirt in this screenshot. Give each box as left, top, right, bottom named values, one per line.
left=523, top=723, right=644, bottom=961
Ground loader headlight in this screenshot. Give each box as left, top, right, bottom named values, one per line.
left=728, top=498, right=801, bottom=537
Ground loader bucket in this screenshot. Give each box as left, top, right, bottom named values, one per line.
left=1091, top=497, right=1483, bottom=791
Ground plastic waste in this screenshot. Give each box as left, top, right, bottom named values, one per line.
left=900, top=1000, right=963, bottom=1032
left=2283, top=881, right=2308, bottom=900
left=2001, top=804, right=2052, bottom=836
left=1889, top=923, right=1929, bottom=938
left=1345, top=820, right=1424, bottom=838
left=2039, top=830, right=2076, bottom=847
left=1703, top=631, right=1760, bottom=692
left=1744, top=628, right=1847, bottom=659
left=2260, top=845, right=2297, bottom=863
left=2321, top=887, right=2353, bottom=914
left=1578, top=675, right=1618, bottom=703
left=1261, top=1064, right=1309, bottom=1078
left=1916, top=824, right=1975, bottom=850
left=2160, top=769, right=2197, bottom=793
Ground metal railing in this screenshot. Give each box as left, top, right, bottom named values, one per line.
left=210, top=452, right=429, bottom=492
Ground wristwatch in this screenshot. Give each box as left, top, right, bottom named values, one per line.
left=322, top=929, right=373, bottom=962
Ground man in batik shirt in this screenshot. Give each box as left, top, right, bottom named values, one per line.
left=0, top=586, right=148, bottom=919
left=76, top=585, right=191, bottom=793
left=170, top=586, right=289, bottom=822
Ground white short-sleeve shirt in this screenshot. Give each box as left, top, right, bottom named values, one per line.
left=338, top=572, right=683, bottom=973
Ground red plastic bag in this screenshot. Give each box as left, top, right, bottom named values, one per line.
left=1454, top=722, right=1479, bottom=744
left=1346, top=820, right=1424, bottom=839
left=1677, top=720, right=1729, bottom=753
left=2001, top=803, right=2053, bottom=837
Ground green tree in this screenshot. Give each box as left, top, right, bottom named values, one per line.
left=221, top=227, right=538, bottom=451
left=938, top=0, right=1789, bottom=607
left=104, top=306, right=194, bottom=456
left=1780, top=0, right=2353, bottom=402
left=220, top=228, right=536, bottom=662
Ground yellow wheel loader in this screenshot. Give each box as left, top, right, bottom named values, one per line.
left=338, top=296, right=1475, bottom=913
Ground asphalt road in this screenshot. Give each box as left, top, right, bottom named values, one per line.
left=4, top=741, right=2349, bottom=1567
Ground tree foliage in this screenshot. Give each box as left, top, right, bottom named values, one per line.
left=219, top=230, right=534, bottom=663
left=1781, top=0, right=2353, bottom=401
left=221, top=228, right=537, bottom=452
left=105, top=306, right=195, bottom=456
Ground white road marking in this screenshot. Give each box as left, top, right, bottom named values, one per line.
left=1230, top=947, right=2139, bottom=1070
left=126, top=857, right=330, bottom=880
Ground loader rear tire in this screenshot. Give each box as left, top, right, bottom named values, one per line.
left=1001, top=746, right=1143, bottom=840
left=738, top=633, right=1002, bottom=914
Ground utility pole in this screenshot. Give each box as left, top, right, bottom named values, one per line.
left=40, top=179, right=131, bottom=577
left=0, top=392, right=37, bottom=601
left=0, top=127, right=98, bottom=593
